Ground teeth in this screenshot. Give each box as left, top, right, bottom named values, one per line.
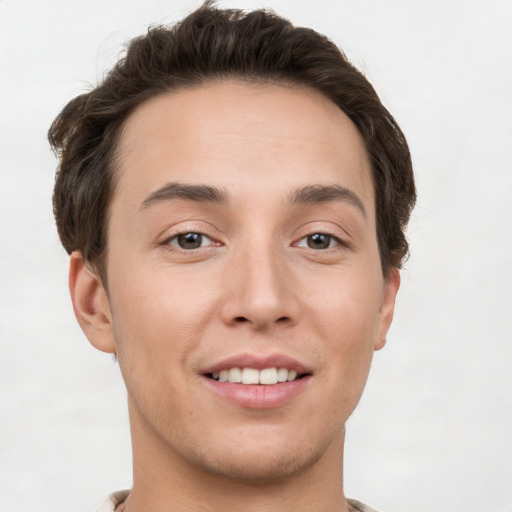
left=242, top=368, right=260, bottom=384
left=277, top=367, right=288, bottom=382
left=259, top=367, right=278, bottom=385
left=228, top=367, right=242, bottom=383
left=287, top=370, right=297, bottom=381
left=211, top=367, right=301, bottom=384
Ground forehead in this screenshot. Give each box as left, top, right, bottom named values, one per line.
left=114, top=80, right=373, bottom=213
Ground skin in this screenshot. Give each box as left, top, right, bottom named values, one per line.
left=70, top=81, right=400, bottom=512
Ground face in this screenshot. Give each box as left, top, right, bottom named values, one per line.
left=72, top=80, right=399, bottom=484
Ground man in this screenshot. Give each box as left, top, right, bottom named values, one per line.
left=49, top=3, right=415, bottom=511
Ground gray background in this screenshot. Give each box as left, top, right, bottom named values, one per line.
left=1, top=1, right=511, bottom=511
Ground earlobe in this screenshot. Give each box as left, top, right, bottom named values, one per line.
left=374, top=268, right=400, bottom=351
left=69, top=251, right=116, bottom=354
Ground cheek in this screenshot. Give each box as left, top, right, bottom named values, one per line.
left=107, top=263, right=220, bottom=377
left=308, top=265, right=383, bottom=339
left=112, top=256, right=217, bottom=324
left=303, top=267, right=383, bottom=390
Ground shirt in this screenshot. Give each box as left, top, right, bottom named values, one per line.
left=95, top=490, right=381, bottom=512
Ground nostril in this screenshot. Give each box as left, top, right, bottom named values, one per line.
left=235, top=316, right=248, bottom=323
left=276, top=316, right=290, bottom=323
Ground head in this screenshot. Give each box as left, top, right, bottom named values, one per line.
left=49, top=2, right=415, bottom=489
left=50, top=2, right=415, bottom=283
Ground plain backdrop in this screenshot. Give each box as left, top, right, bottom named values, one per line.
left=1, top=1, right=511, bottom=511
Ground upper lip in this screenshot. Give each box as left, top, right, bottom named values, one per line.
left=201, top=353, right=311, bottom=375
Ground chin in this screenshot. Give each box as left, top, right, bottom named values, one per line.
left=183, top=430, right=331, bottom=485
left=193, top=451, right=321, bottom=485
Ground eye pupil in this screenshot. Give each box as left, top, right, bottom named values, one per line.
left=178, top=233, right=202, bottom=249
left=307, top=233, right=330, bottom=249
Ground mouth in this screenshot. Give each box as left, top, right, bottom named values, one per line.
left=200, top=354, right=312, bottom=408
left=205, top=367, right=309, bottom=385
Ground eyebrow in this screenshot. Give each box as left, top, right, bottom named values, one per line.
left=140, top=182, right=228, bottom=210
left=289, top=184, right=367, bottom=218
left=140, top=181, right=366, bottom=218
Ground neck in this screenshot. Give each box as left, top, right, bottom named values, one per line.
left=123, top=398, right=352, bottom=512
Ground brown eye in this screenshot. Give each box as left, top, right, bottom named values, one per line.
left=307, top=233, right=333, bottom=249
left=169, top=232, right=209, bottom=250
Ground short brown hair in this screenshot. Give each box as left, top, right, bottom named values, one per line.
left=49, top=2, right=416, bottom=279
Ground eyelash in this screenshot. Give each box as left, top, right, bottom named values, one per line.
left=164, top=232, right=217, bottom=250
left=294, top=233, right=344, bottom=250
left=163, top=231, right=345, bottom=252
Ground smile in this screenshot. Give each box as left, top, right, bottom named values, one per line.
left=208, top=367, right=301, bottom=385
left=201, top=354, right=312, bottom=408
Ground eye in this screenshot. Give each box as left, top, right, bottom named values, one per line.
left=167, top=232, right=215, bottom=250
left=296, top=233, right=341, bottom=250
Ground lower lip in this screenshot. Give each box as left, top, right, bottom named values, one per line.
left=202, top=376, right=311, bottom=409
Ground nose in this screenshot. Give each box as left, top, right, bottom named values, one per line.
left=219, top=239, right=300, bottom=331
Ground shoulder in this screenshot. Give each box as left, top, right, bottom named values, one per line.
left=348, top=498, right=382, bottom=512
left=94, top=490, right=129, bottom=512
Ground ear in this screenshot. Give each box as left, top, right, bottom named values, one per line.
left=374, top=267, right=400, bottom=351
left=69, top=251, right=116, bottom=353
